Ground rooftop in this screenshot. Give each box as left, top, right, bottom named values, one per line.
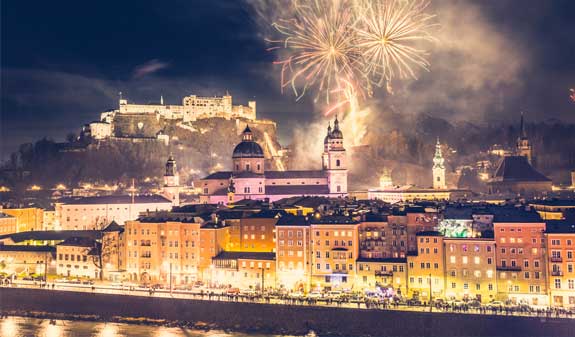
left=0, top=230, right=102, bottom=243
left=310, top=215, right=359, bottom=225
left=60, top=194, right=172, bottom=205
left=416, top=230, right=443, bottom=237
left=276, top=215, right=309, bottom=226
left=58, top=236, right=99, bottom=248
left=265, top=184, right=331, bottom=196
left=213, top=251, right=276, bottom=261
left=545, top=220, right=575, bottom=234
left=491, top=156, right=551, bottom=182
left=0, top=245, right=56, bottom=253
left=265, top=170, right=326, bottom=179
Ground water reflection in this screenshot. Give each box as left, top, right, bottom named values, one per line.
left=1, top=317, right=18, bottom=337
left=95, top=323, right=121, bottom=337
left=0, top=317, right=286, bottom=337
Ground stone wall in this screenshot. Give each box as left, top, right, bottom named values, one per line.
left=0, top=288, right=571, bottom=337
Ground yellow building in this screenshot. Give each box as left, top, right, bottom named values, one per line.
left=0, top=245, right=55, bottom=277
left=530, top=200, right=575, bottom=220
left=0, top=213, right=17, bottom=235
left=309, top=216, right=360, bottom=290
left=1, top=207, right=44, bottom=232
left=356, top=258, right=408, bottom=297
left=212, top=251, right=275, bottom=290
left=545, top=221, right=575, bottom=308
left=444, top=237, right=497, bottom=303
left=407, top=232, right=445, bottom=301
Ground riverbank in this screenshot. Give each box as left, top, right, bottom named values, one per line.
left=0, top=287, right=572, bottom=337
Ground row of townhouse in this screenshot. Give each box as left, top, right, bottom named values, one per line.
left=79, top=206, right=574, bottom=307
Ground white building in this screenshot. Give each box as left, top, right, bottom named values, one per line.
left=433, top=139, right=447, bottom=190
left=100, top=93, right=256, bottom=126
left=56, top=195, right=172, bottom=230
left=56, top=237, right=101, bottom=279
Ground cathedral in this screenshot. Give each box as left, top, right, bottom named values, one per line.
left=488, top=113, right=552, bottom=195
left=198, top=117, right=348, bottom=204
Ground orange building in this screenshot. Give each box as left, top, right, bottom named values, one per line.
left=407, top=231, right=445, bottom=301
left=0, top=213, right=17, bottom=235
left=309, top=216, right=360, bottom=290
left=124, top=216, right=203, bottom=285
left=493, top=212, right=548, bottom=306
left=360, top=213, right=408, bottom=259
left=545, top=221, right=575, bottom=308
left=275, top=215, right=311, bottom=291
left=1, top=207, right=44, bottom=232
left=235, top=210, right=282, bottom=252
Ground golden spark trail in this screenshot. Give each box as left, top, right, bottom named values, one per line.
left=264, top=131, right=286, bottom=171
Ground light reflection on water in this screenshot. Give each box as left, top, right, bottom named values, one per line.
left=0, top=317, right=288, bottom=337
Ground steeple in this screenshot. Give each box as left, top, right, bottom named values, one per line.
left=516, top=112, right=533, bottom=164
left=160, top=95, right=164, bottom=105
left=433, top=138, right=446, bottom=189
left=162, top=154, right=180, bottom=206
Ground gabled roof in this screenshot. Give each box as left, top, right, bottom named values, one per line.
left=102, top=221, right=124, bottom=233
left=491, top=156, right=550, bottom=182
left=492, top=207, right=542, bottom=223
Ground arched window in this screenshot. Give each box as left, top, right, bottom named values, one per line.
left=337, top=185, right=341, bottom=192
left=336, top=159, right=341, bottom=167
left=235, top=164, right=239, bottom=171
left=246, top=164, right=250, bottom=171
left=257, top=164, right=261, bottom=171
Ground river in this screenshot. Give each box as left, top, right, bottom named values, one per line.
left=0, top=316, right=299, bottom=337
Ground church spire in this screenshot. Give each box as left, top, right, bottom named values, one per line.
left=520, top=111, right=526, bottom=138
left=433, top=139, right=446, bottom=189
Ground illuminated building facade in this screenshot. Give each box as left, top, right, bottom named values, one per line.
left=1, top=207, right=44, bottom=233
left=275, top=215, right=311, bottom=291
left=356, top=257, right=408, bottom=296
left=444, top=237, right=497, bottom=303
left=0, top=213, right=17, bottom=235
left=407, top=232, right=445, bottom=301
left=493, top=214, right=548, bottom=306
left=212, top=251, right=275, bottom=290
left=56, top=237, right=100, bottom=279
left=545, top=221, right=575, bottom=308
left=309, top=216, right=360, bottom=290
left=199, top=118, right=348, bottom=204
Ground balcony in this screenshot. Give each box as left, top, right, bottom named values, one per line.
left=551, top=271, right=564, bottom=276
left=550, top=257, right=563, bottom=263
left=375, top=270, right=393, bottom=277
left=497, top=266, right=521, bottom=272
left=331, top=269, right=349, bottom=275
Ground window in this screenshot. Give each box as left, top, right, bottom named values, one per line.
left=336, top=159, right=340, bottom=167
left=555, top=279, right=561, bottom=289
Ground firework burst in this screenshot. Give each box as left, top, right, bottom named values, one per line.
left=354, top=0, right=436, bottom=87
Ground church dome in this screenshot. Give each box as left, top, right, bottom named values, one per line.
left=330, top=116, right=343, bottom=139
left=232, top=126, right=264, bottom=159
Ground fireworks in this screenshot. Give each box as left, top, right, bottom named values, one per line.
left=354, top=0, right=436, bottom=86
left=268, top=0, right=359, bottom=105
left=269, top=0, right=436, bottom=104
left=570, top=88, right=575, bottom=103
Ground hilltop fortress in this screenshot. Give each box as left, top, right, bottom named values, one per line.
left=85, top=93, right=257, bottom=140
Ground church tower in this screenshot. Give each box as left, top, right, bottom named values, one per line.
left=163, top=155, right=181, bottom=206
left=322, top=116, right=348, bottom=195
left=433, top=139, right=446, bottom=190
left=516, top=112, right=533, bottom=164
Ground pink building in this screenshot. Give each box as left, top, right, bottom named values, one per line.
left=199, top=117, right=348, bottom=204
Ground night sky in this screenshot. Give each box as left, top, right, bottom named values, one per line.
left=2, top=0, right=574, bottom=159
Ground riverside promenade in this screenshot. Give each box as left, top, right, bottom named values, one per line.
left=0, top=286, right=573, bottom=337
